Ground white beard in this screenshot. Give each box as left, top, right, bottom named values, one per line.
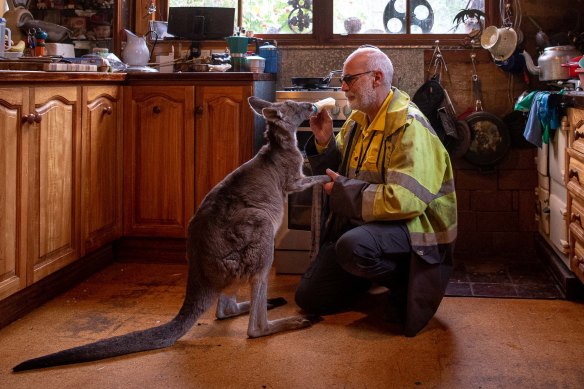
left=348, top=88, right=377, bottom=113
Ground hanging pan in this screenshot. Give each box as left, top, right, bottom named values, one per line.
left=462, top=55, right=510, bottom=167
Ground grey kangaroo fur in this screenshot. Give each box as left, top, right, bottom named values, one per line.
left=13, top=97, right=330, bottom=372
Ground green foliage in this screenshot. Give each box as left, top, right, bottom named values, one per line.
left=243, top=1, right=296, bottom=34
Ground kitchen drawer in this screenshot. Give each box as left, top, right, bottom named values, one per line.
left=568, top=108, right=584, bottom=155
left=569, top=223, right=584, bottom=283
left=566, top=148, right=584, bottom=191
left=569, top=187, right=584, bottom=226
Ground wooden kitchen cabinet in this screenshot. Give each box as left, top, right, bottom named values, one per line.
left=195, top=85, right=254, bottom=207
left=123, top=84, right=256, bottom=238
left=566, top=107, right=584, bottom=284
left=21, top=86, right=82, bottom=285
left=81, top=86, right=123, bottom=254
left=123, top=85, right=196, bottom=237
left=0, top=88, right=28, bottom=300
left=1, top=84, right=124, bottom=298
left=1, top=86, right=81, bottom=296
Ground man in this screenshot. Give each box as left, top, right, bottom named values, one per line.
left=295, top=46, right=457, bottom=337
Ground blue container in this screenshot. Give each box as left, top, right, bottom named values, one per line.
left=258, top=43, right=278, bottom=74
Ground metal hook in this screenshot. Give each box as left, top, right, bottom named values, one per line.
left=470, top=53, right=478, bottom=76
left=433, top=56, right=442, bottom=79
left=428, top=40, right=439, bottom=73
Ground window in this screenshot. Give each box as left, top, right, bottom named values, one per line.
left=165, top=0, right=491, bottom=45
left=333, top=0, right=485, bottom=35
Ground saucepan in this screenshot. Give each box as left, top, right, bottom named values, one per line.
left=561, top=55, right=583, bottom=78
left=291, top=70, right=342, bottom=88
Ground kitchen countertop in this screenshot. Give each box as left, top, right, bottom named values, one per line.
left=0, top=70, right=276, bottom=83
left=562, top=91, right=584, bottom=108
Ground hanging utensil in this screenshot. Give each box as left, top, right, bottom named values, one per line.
left=462, top=54, right=511, bottom=167
left=528, top=16, right=550, bottom=51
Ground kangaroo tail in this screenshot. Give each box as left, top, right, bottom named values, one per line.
left=13, top=284, right=216, bottom=372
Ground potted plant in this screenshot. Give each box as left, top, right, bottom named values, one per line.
left=452, top=8, right=487, bottom=39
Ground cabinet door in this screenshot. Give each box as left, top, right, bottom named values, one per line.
left=81, top=86, right=123, bottom=254
left=25, top=87, right=82, bottom=283
left=0, top=88, right=28, bottom=299
left=123, top=85, right=195, bottom=237
left=195, top=85, right=254, bottom=207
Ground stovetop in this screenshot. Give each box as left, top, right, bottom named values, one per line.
left=283, top=86, right=342, bottom=92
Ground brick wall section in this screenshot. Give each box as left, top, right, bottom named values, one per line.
left=453, top=148, right=538, bottom=257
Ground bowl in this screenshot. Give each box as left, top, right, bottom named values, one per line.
left=246, top=55, right=265, bottom=73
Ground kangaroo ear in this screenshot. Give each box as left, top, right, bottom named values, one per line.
left=248, top=96, right=272, bottom=116
left=262, top=106, right=282, bottom=123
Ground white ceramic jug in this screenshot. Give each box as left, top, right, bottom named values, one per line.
left=122, top=29, right=151, bottom=66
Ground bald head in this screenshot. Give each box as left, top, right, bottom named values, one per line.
left=344, top=47, right=394, bottom=88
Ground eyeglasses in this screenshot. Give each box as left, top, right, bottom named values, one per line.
left=339, top=71, right=374, bottom=87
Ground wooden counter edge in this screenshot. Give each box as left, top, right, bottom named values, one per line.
left=0, top=71, right=276, bottom=83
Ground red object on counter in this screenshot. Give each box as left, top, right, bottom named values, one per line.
left=561, top=55, right=583, bottom=78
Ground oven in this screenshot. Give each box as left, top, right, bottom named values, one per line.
left=274, top=88, right=349, bottom=273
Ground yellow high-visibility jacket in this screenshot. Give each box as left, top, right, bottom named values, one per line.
left=308, top=87, right=457, bottom=265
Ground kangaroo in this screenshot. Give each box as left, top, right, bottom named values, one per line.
left=13, top=97, right=330, bottom=372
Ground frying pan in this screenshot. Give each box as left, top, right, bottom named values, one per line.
left=463, top=111, right=510, bottom=166
left=463, top=59, right=510, bottom=167
left=292, top=70, right=341, bottom=88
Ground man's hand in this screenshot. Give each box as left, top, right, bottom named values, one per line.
left=309, top=109, right=333, bottom=147
left=324, top=168, right=339, bottom=195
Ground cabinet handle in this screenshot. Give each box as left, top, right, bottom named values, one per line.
left=569, top=169, right=580, bottom=182
left=571, top=213, right=581, bottom=225
left=103, top=106, right=113, bottom=115
left=33, top=112, right=42, bottom=123
left=22, top=114, right=35, bottom=124
left=153, top=106, right=161, bottom=114
left=575, top=131, right=584, bottom=140
left=195, top=106, right=204, bottom=114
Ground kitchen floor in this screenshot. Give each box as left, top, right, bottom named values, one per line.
left=1, top=261, right=583, bottom=388
left=446, top=252, right=564, bottom=299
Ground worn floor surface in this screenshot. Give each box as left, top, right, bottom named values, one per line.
left=1, top=262, right=583, bottom=389
left=445, top=253, right=564, bottom=299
